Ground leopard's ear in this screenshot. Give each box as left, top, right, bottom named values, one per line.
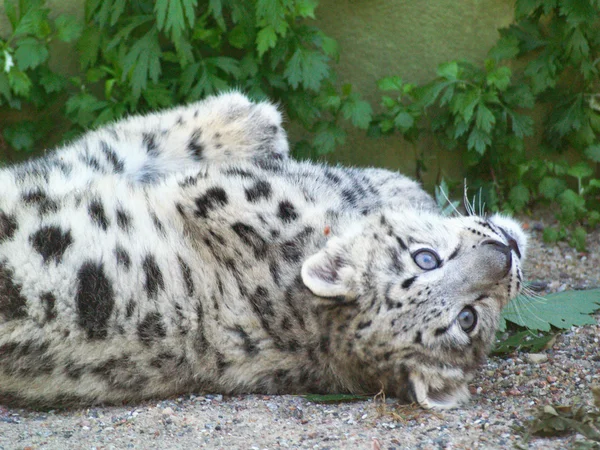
left=301, top=237, right=357, bottom=300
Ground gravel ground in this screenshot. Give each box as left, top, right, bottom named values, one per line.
left=0, top=214, right=599, bottom=450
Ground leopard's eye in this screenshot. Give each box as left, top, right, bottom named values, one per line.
left=457, top=306, right=477, bottom=333
left=412, top=249, right=440, bottom=270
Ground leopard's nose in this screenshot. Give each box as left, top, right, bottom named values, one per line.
left=481, top=239, right=512, bottom=276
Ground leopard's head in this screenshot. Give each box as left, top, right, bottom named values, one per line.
left=301, top=209, right=527, bottom=409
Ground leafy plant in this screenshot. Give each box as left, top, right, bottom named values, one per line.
left=494, top=288, right=600, bottom=354
left=0, top=0, right=82, bottom=155
left=1, top=0, right=371, bottom=159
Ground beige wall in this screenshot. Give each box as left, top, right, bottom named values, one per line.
left=313, top=0, right=515, bottom=184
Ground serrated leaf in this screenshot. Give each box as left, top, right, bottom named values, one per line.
left=55, top=14, right=83, bottom=42
left=208, top=57, right=240, bottom=77
left=538, top=177, right=566, bottom=200
left=78, top=27, right=102, bottom=70
left=475, top=103, right=495, bottom=133
left=467, top=128, right=491, bottom=154
left=508, top=111, right=534, bottom=138
left=121, top=28, right=162, bottom=98
left=256, top=0, right=286, bottom=29
left=284, top=49, right=329, bottom=92
left=65, top=93, right=108, bottom=127
left=13, top=6, right=50, bottom=39
left=488, top=35, right=520, bottom=61
left=2, top=121, right=38, bottom=152
left=339, top=94, right=372, bottom=129
left=256, top=26, right=277, bottom=57
left=565, top=28, right=589, bottom=62
left=437, top=61, right=459, bottom=80
left=450, top=89, right=480, bottom=123
left=486, top=66, right=512, bottom=91
left=509, top=184, right=530, bottom=211
left=39, top=69, right=66, bottom=93
left=154, top=0, right=197, bottom=38
left=313, top=122, right=346, bottom=154
left=14, top=37, right=49, bottom=70
left=514, top=0, right=544, bottom=18
left=502, top=289, right=600, bottom=332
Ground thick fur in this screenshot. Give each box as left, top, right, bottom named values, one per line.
left=0, top=92, right=527, bottom=409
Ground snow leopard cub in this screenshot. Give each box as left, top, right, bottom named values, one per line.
left=0, top=92, right=526, bottom=409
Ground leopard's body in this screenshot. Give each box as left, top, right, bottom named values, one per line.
left=0, top=93, right=526, bottom=409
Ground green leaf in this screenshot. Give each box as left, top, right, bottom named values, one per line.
left=502, top=289, right=600, bottom=332
left=208, top=57, right=240, bottom=78
left=14, top=37, right=49, bottom=70
left=208, top=0, right=225, bottom=29
left=377, top=76, right=403, bottom=91
left=560, top=0, right=597, bottom=27
left=13, top=5, right=50, bottom=39
left=8, top=70, right=32, bottom=97
left=65, top=93, right=108, bottom=128
left=486, top=66, right=511, bottom=91
left=303, top=394, right=369, bottom=403
left=256, top=26, right=278, bottom=57
left=2, top=121, right=38, bottom=152
left=450, top=89, right=479, bottom=123
left=284, top=49, right=329, bottom=92
left=568, top=162, right=593, bottom=180
left=121, top=28, right=162, bottom=98
left=475, top=103, right=495, bottom=133
left=509, top=184, right=530, bottom=211
left=313, top=122, right=346, bottom=154
left=55, top=14, right=83, bottom=42
left=393, top=110, right=414, bottom=131
left=256, top=0, right=287, bottom=30
left=493, top=330, right=556, bottom=354
left=154, top=0, right=197, bottom=38
left=584, top=144, right=600, bottom=163
left=508, top=111, right=534, bottom=138
left=488, top=35, right=520, bottom=61
left=340, top=93, right=372, bottom=129
left=467, top=128, right=491, bottom=154
left=538, top=177, right=566, bottom=200
left=296, top=0, right=318, bottom=18
left=78, top=27, right=102, bottom=70
left=39, top=69, right=66, bottom=93
left=437, top=61, right=459, bottom=80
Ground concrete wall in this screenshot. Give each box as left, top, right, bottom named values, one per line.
left=313, top=0, right=515, bottom=183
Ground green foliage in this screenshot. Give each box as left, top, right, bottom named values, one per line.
left=500, top=289, right=600, bottom=332
left=494, top=288, right=600, bottom=354
left=373, top=0, right=600, bottom=249
left=0, top=0, right=369, bottom=159
left=0, top=0, right=82, bottom=153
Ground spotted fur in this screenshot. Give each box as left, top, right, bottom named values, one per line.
left=0, top=92, right=527, bottom=409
